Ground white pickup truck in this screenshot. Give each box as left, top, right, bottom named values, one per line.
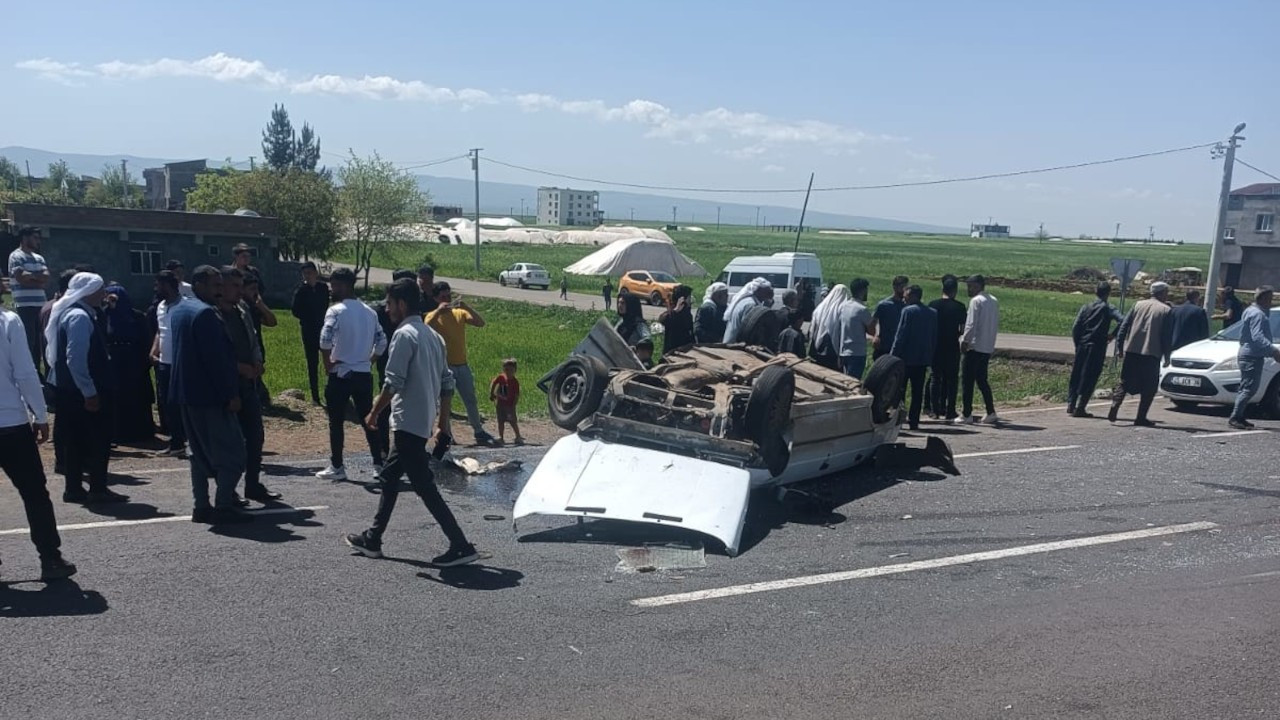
left=498, top=263, right=551, bottom=290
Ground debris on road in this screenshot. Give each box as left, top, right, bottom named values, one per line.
left=445, top=455, right=524, bottom=475
left=615, top=545, right=707, bottom=574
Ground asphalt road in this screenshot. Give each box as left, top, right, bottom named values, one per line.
left=348, top=264, right=1078, bottom=357
left=2, top=399, right=1277, bottom=719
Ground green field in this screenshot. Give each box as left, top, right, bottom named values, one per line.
left=260, top=296, right=1112, bottom=419
left=331, top=226, right=1207, bottom=336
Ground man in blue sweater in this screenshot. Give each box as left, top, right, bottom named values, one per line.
left=891, top=285, right=938, bottom=432
left=169, top=265, right=251, bottom=524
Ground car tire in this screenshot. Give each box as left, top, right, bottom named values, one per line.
left=744, top=365, right=795, bottom=477
left=548, top=355, right=609, bottom=430
left=650, top=291, right=664, bottom=307
left=736, top=305, right=782, bottom=350
left=518, top=279, right=526, bottom=289
left=863, top=355, right=906, bottom=424
left=498, top=276, right=507, bottom=287
left=1171, top=400, right=1198, bottom=411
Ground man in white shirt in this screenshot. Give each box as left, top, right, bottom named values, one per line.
left=0, top=276, right=77, bottom=580
left=959, top=274, right=1000, bottom=425
left=8, top=225, right=50, bottom=368
left=149, top=270, right=187, bottom=456
left=316, top=268, right=387, bottom=481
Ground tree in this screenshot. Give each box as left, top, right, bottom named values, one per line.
left=262, top=104, right=296, bottom=171
left=44, top=160, right=85, bottom=203
left=85, top=163, right=142, bottom=207
left=295, top=122, right=322, bottom=172
left=187, top=167, right=339, bottom=261
left=337, top=151, right=429, bottom=288
left=0, top=157, right=21, bottom=191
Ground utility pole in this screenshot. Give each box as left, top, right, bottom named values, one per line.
left=794, top=172, right=815, bottom=252
left=716, top=206, right=721, bottom=230
left=1148, top=226, right=1155, bottom=244
left=672, top=205, right=677, bottom=225
left=1114, top=222, right=1121, bottom=242
left=470, top=148, right=482, bottom=272
left=629, top=207, right=634, bottom=221
left=24, top=160, right=33, bottom=191
left=1205, top=123, right=1246, bottom=324
left=121, top=159, right=129, bottom=207
left=1038, top=222, right=1045, bottom=244
left=755, top=206, right=761, bottom=228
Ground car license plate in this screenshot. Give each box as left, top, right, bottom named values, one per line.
left=1170, top=376, right=1202, bottom=387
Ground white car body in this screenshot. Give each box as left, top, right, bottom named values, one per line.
left=1159, top=312, right=1280, bottom=413
left=498, top=263, right=550, bottom=289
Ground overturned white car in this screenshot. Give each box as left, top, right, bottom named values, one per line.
left=513, top=320, right=956, bottom=555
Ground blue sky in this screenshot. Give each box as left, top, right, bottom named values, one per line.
left=4, top=0, right=1279, bottom=239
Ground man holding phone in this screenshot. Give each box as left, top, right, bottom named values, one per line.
left=425, top=282, right=495, bottom=446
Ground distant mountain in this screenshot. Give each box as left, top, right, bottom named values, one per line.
left=1, top=146, right=960, bottom=233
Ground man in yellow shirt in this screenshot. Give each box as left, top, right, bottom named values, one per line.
left=425, top=282, right=495, bottom=445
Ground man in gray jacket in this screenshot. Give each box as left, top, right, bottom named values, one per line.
left=344, top=279, right=479, bottom=568
left=1108, top=282, right=1173, bottom=427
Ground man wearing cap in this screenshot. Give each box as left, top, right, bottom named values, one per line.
left=8, top=225, right=50, bottom=368
left=165, top=259, right=195, bottom=299
left=959, top=274, right=1000, bottom=425
left=45, top=272, right=127, bottom=504
left=291, top=261, right=330, bottom=405
left=1229, top=285, right=1279, bottom=429
left=1108, top=282, right=1174, bottom=427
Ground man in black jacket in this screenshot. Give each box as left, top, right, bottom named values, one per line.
left=1066, top=282, right=1124, bottom=417
left=291, top=262, right=330, bottom=404
left=1168, top=289, right=1210, bottom=353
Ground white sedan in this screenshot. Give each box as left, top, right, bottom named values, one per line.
left=1159, top=313, right=1280, bottom=416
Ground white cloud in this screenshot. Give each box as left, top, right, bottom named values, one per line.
left=16, top=52, right=883, bottom=153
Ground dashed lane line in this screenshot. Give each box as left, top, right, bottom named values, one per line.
left=954, top=445, right=1080, bottom=459
left=1194, top=430, right=1269, bottom=439
left=631, top=521, right=1220, bottom=608
left=0, top=506, right=329, bottom=536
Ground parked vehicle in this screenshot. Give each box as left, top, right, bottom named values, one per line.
left=498, top=263, right=550, bottom=290
left=716, top=252, right=824, bottom=296
left=514, top=319, right=957, bottom=555
left=618, top=270, right=681, bottom=306
left=1159, top=312, right=1280, bottom=416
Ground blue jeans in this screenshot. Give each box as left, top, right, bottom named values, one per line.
left=1231, top=354, right=1266, bottom=422
left=450, top=363, right=488, bottom=436
left=841, top=355, right=866, bottom=379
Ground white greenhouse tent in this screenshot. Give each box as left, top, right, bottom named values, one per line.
left=564, top=238, right=706, bottom=278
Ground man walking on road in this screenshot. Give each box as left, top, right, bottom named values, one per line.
left=345, top=279, right=479, bottom=567
left=150, top=271, right=187, bottom=457
left=927, top=274, right=967, bottom=422
left=960, top=275, right=1000, bottom=425
left=170, top=266, right=251, bottom=524
left=891, top=285, right=937, bottom=431
left=559, top=276, right=569, bottom=300
left=8, top=225, right=50, bottom=369
left=872, top=275, right=908, bottom=360
left=1229, top=285, right=1279, bottom=430
left=602, top=278, right=613, bottom=311
left=1066, top=282, right=1124, bottom=418
left=0, top=275, right=77, bottom=580
left=291, top=261, right=330, bottom=405
left=1168, top=289, right=1210, bottom=353
left=426, top=282, right=496, bottom=445
left=316, top=268, right=387, bottom=481
left=1108, top=282, right=1173, bottom=427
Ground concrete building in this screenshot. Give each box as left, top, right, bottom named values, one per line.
left=1, top=203, right=293, bottom=305
left=537, top=187, right=602, bottom=226
left=143, top=159, right=208, bottom=210
left=970, top=222, right=1010, bottom=238
left=1219, top=183, right=1280, bottom=289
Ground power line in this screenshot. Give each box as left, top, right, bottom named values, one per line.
left=484, top=141, right=1220, bottom=195
left=399, top=154, right=470, bottom=171
left=1235, top=157, right=1280, bottom=183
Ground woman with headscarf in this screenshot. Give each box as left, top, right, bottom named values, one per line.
left=723, top=278, right=773, bottom=344
left=104, top=284, right=156, bottom=443
left=695, top=282, right=729, bottom=344
left=614, top=293, right=651, bottom=348
left=658, top=285, right=695, bottom=357
left=809, top=283, right=852, bottom=369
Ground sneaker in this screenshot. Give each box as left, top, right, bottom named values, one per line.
left=1072, top=409, right=1095, bottom=419
left=1228, top=418, right=1255, bottom=430
left=316, top=465, right=347, bottom=481
left=232, top=493, right=251, bottom=508
left=209, top=508, right=254, bottom=525
left=244, top=485, right=282, bottom=501
left=373, top=461, right=384, bottom=474
left=86, top=488, right=129, bottom=504
left=980, top=413, right=1000, bottom=425
left=431, top=544, right=480, bottom=568
left=1107, top=405, right=1119, bottom=423
left=192, top=507, right=214, bottom=524
left=40, top=556, right=78, bottom=581
left=344, top=532, right=383, bottom=559
left=62, top=487, right=88, bottom=504
left=945, top=416, right=960, bottom=425
left=1133, top=418, right=1157, bottom=428
left=474, top=430, right=496, bottom=446
left=960, top=416, right=977, bottom=425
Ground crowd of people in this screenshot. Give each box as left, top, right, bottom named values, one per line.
left=2, top=221, right=1277, bottom=579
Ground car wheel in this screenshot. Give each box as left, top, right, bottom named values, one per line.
left=744, top=365, right=795, bottom=477
left=518, top=279, right=526, bottom=289
left=1170, top=400, right=1198, bottom=412
left=650, top=291, right=664, bottom=307
left=498, top=276, right=507, bottom=286
left=736, top=305, right=782, bottom=351
left=548, top=356, right=609, bottom=430
left=1265, top=376, right=1280, bottom=419
left=863, top=355, right=906, bottom=424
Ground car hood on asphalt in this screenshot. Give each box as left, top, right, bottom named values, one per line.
left=1170, top=338, right=1238, bottom=364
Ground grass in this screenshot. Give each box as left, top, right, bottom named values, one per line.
left=330, top=225, right=1208, bottom=336
left=260, top=296, right=1112, bottom=418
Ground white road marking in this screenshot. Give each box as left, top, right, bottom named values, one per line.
left=1194, top=430, right=1269, bottom=439
left=0, top=506, right=328, bottom=536
left=954, top=445, right=1080, bottom=459
left=631, top=521, right=1218, bottom=608
left=999, top=402, right=1108, bottom=416
left=113, top=467, right=189, bottom=476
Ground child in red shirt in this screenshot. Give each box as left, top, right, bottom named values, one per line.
left=488, top=358, right=523, bottom=445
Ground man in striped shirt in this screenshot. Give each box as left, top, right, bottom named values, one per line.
left=7, top=226, right=50, bottom=369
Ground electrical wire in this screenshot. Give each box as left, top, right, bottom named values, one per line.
left=1236, top=158, right=1280, bottom=183
left=398, top=154, right=470, bottom=171
left=483, top=141, right=1220, bottom=195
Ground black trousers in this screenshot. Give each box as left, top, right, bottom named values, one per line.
left=156, top=363, right=185, bottom=449
left=16, top=306, right=43, bottom=373
left=928, top=351, right=960, bottom=419
left=237, top=383, right=265, bottom=491
left=369, top=430, right=469, bottom=547
left=905, top=364, right=928, bottom=427
left=962, top=350, right=996, bottom=418
left=325, top=371, right=382, bottom=468
left=55, top=392, right=112, bottom=492
left=1112, top=353, right=1160, bottom=421
left=302, top=334, right=322, bottom=402
left=1067, top=342, right=1107, bottom=411
left=0, top=424, right=62, bottom=558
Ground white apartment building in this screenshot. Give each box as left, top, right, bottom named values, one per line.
left=537, top=186, right=602, bottom=226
